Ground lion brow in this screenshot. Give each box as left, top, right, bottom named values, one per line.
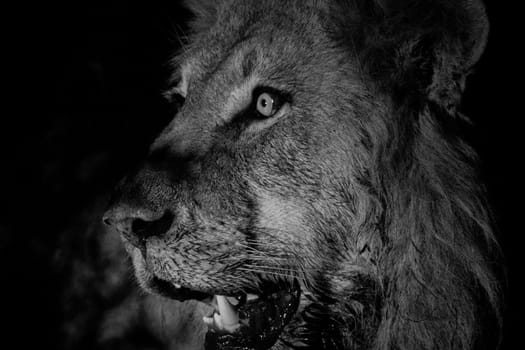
left=241, top=48, right=258, bottom=78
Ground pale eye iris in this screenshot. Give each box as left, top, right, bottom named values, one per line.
left=256, top=92, right=275, bottom=117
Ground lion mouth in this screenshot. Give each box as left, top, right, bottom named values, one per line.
left=151, top=277, right=301, bottom=349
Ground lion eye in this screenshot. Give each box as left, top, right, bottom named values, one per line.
left=256, top=92, right=279, bottom=117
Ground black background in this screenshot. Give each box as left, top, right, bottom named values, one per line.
left=3, top=0, right=520, bottom=349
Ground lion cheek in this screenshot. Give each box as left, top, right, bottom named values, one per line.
left=255, top=188, right=308, bottom=242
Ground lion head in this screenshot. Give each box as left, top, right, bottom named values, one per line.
left=103, top=1, right=502, bottom=349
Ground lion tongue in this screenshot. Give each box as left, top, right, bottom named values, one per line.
left=203, top=295, right=240, bottom=333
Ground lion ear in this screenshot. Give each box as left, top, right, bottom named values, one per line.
left=183, top=0, right=221, bottom=33
left=339, top=0, right=489, bottom=112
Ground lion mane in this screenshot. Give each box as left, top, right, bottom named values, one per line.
left=333, top=1, right=503, bottom=348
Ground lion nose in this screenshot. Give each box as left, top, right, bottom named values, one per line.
left=102, top=207, right=174, bottom=248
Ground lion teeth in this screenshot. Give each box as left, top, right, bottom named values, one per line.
left=217, top=295, right=240, bottom=326
left=202, top=294, right=259, bottom=332
left=226, top=296, right=240, bottom=306
left=246, top=293, right=259, bottom=301
left=203, top=296, right=240, bottom=333
left=173, top=283, right=182, bottom=289
left=202, top=311, right=240, bottom=333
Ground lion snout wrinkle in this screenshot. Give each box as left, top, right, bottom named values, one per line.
left=103, top=144, right=203, bottom=253
left=146, top=146, right=201, bottom=181
left=103, top=166, right=183, bottom=248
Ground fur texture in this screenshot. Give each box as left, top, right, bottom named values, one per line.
left=98, top=1, right=502, bottom=349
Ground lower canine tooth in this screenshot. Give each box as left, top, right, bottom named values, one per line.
left=217, top=296, right=239, bottom=325
left=216, top=296, right=240, bottom=332
left=214, top=312, right=223, bottom=328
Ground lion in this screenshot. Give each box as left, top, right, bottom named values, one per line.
left=99, top=0, right=503, bottom=349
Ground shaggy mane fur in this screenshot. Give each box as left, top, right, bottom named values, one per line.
left=334, top=2, right=502, bottom=349
left=368, top=107, right=502, bottom=349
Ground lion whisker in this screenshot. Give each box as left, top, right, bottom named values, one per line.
left=238, top=267, right=294, bottom=279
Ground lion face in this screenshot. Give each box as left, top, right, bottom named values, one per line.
left=103, top=0, right=499, bottom=349
left=103, top=3, right=374, bottom=348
